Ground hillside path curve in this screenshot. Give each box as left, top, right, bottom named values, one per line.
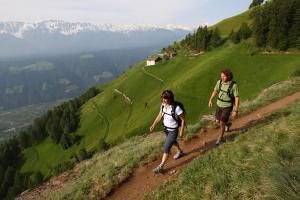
left=105, top=91, right=300, bottom=200
left=16, top=91, right=300, bottom=200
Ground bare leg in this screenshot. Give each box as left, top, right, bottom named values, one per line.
left=216, top=120, right=226, bottom=144
left=159, top=153, right=169, bottom=167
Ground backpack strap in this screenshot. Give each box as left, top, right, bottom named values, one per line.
left=172, top=103, right=186, bottom=128
left=161, top=103, right=180, bottom=129
left=171, top=103, right=178, bottom=122
left=161, top=104, right=173, bottom=117
left=227, top=81, right=236, bottom=100
left=217, top=81, right=236, bottom=103
left=218, top=79, right=222, bottom=92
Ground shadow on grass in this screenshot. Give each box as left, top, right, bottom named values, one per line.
left=165, top=140, right=216, bottom=172
left=227, top=110, right=292, bottom=141
left=164, top=110, right=292, bottom=172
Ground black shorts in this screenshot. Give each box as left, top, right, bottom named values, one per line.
left=215, top=106, right=233, bottom=123
left=163, top=129, right=178, bottom=154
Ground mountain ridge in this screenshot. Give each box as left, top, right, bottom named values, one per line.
left=0, top=20, right=191, bottom=59
left=0, top=20, right=193, bottom=39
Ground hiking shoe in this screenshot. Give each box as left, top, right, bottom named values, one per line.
left=225, top=122, right=232, bottom=132
left=173, top=151, right=184, bottom=160
left=153, top=166, right=163, bottom=174
left=215, top=138, right=223, bottom=145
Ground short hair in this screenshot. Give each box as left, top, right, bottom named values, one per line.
left=161, top=90, right=174, bottom=102
left=221, top=69, right=233, bottom=81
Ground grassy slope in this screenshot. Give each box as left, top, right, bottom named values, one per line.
left=210, top=10, right=251, bottom=36
left=21, top=41, right=300, bottom=178
left=147, top=99, right=300, bottom=200
left=20, top=10, right=300, bottom=178
left=37, top=77, right=300, bottom=200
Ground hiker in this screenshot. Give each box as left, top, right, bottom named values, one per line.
left=149, top=90, right=185, bottom=173
left=208, top=69, right=240, bottom=145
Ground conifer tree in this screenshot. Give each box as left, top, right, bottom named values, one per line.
left=249, top=0, right=264, bottom=9
left=210, top=28, right=222, bottom=48
left=229, top=30, right=240, bottom=44
left=0, top=166, right=15, bottom=198
left=297, top=36, right=300, bottom=49
left=18, top=131, right=31, bottom=149
left=251, top=5, right=270, bottom=46
left=289, top=6, right=300, bottom=47
left=238, top=23, right=252, bottom=40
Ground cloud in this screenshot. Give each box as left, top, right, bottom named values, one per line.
left=0, top=0, right=251, bottom=26
left=0, top=0, right=209, bottom=25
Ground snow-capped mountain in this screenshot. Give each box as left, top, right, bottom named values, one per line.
left=0, top=20, right=192, bottom=39
left=0, top=20, right=191, bottom=59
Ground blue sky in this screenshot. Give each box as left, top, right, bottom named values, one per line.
left=0, top=0, right=252, bottom=27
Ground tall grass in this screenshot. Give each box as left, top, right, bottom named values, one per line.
left=38, top=78, right=300, bottom=200
left=21, top=39, right=300, bottom=178
left=41, top=133, right=164, bottom=200
left=185, top=77, right=300, bottom=137
left=146, top=100, right=300, bottom=200
left=240, top=77, right=300, bottom=115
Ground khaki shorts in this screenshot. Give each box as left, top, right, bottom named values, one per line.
left=215, top=106, right=233, bottom=123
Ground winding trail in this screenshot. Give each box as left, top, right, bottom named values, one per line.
left=142, top=66, right=164, bottom=83
left=16, top=91, right=300, bottom=200
left=114, top=89, right=134, bottom=105
left=105, top=91, right=300, bottom=200
left=91, top=100, right=110, bottom=139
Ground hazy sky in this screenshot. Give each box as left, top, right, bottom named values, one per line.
left=0, top=0, right=252, bottom=27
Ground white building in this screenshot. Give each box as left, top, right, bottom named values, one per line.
left=146, top=56, right=162, bottom=66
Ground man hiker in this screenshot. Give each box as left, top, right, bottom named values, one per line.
left=208, top=69, right=240, bottom=145
left=150, top=90, right=185, bottom=173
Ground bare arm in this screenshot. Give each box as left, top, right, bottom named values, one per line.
left=208, top=90, right=217, bottom=107
left=232, top=96, right=240, bottom=119
left=150, top=110, right=163, bottom=132
left=178, top=113, right=185, bottom=137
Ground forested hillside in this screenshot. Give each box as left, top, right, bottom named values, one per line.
left=1, top=1, right=300, bottom=199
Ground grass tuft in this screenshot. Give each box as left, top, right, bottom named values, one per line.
left=146, top=100, right=300, bottom=200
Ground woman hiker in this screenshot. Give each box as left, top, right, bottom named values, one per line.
left=208, top=69, right=240, bottom=145
left=149, top=90, right=185, bottom=173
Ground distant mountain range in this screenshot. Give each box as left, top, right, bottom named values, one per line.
left=0, top=20, right=192, bottom=59
left=0, top=47, right=159, bottom=110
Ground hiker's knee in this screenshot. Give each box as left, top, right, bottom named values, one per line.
left=220, top=121, right=225, bottom=125
left=163, top=142, right=173, bottom=154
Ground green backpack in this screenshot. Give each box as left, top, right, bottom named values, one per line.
left=217, top=80, right=236, bottom=104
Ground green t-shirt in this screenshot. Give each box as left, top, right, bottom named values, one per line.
left=214, top=80, right=239, bottom=108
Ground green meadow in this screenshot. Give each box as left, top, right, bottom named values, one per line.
left=210, top=10, right=251, bottom=36
left=146, top=100, right=300, bottom=200
left=20, top=11, right=300, bottom=180
left=37, top=77, right=300, bottom=200
left=21, top=41, right=300, bottom=178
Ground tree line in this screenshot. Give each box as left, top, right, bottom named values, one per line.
left=0, top=86, right=100, bottom=199
left=180, top=26, right=223, bottom=52
left=2, top=0, right=300, bottom=198
left=181, top=0, right=300, bottom=52
left=250, top=0, right=300, bottom=50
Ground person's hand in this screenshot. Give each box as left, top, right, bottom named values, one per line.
left=179, top=132, right=184, bottom=138
left=149, top=124, right=155, bottom=132
left=232, top=111, right=238, bottom=120
left=208, top=100, right=213, bottom=108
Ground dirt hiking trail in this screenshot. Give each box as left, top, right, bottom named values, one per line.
left=17, top=91, right=300, bottom=200
left=105, top=91, right=300, bottom=200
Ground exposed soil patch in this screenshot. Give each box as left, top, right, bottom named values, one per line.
left=17, top=91, right=300, bottom=200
